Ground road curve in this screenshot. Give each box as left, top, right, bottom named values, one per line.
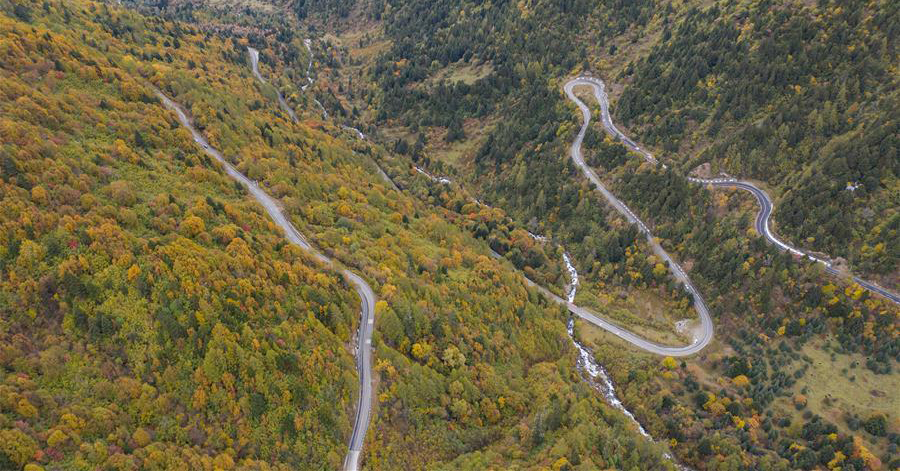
left=689, top=178, right=900, bottom=304
left=152, top=88, right=376, bottom=471
left=567, top=76, right=897, bottom=305
left=551, top=79, right=715, bottom=356
left=571, top=77, right=660, bottom=166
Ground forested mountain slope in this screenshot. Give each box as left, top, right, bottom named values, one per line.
left=616, top=0, right=899, bottom=277
left=4, top=0, right=899, bottom=469
left=279, top=0, right=900, bottom=469
left=0, top=2, right=364, bottom=468
left=332, top=0, right=898, bottom=282
left=0, top=1, right=676, bottom=470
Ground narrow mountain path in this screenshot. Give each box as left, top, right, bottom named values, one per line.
left=568, top=76, right=898, bottom=305
left=248, top=47, right=298, bottom=123
left=152, top=88, right=375, bottom=471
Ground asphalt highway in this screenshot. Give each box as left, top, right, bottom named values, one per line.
left=153, top=89, right=376, bottom=471
left=165, top=57, right=894, bottom=470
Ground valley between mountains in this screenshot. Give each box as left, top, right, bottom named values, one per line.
left=1, top=0, right=897, bottom=470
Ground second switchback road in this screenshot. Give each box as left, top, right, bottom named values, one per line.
left=689, top=178, right=900, bottom=304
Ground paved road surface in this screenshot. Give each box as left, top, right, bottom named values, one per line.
left=244, top=52, right=385, bottom=468
left=242, top=53, right=379, bottom=468
left=248, top=47, right=299, bottom=123
left=153, top=89, right=376, bottom=471
left=546, top=79, right=716, bottom=356
left=689, top=178, right=900, bottom=304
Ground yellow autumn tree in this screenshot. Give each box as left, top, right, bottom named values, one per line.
left=30, top=185, right=48, bottom=205
left=127, top=264, right=141, bottom=281
left=662, top=356, right=678, bottom=370
left=46, top=429, right=67, bottom=448
left=181, top=215, right=205, bottom=237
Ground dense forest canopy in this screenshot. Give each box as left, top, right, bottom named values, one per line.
left=304, top=0, right=900, bottom=468
left=0, top=1, right=677, bottom=469
left=617, top=0, right=899, bottom=272
left=1, top=0, right=897, bottom=469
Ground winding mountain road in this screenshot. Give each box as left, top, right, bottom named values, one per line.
left=174, top=46, right=892, bottom=471
left=568, top=76, right=899, bottom=305
left=152, top=88, right=375, bottom=471
left=246, top=49, right=380, bottom=470
left=560, top=79, right=714, bottom=356
left=689, top=178, right=900, bottom=304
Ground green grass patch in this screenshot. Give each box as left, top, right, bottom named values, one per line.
left=426, top=60, right=494, bottom=86
left=791, top=339, right=897, bottom=430
left=575, top=285, right=694, bottom=347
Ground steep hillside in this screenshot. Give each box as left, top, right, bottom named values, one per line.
left=279, top=0, right=900, bottom=469
left=0, top=2, right=358, bottom=468
left=351, top=0, right=899, bottom=282
left=616, top=0, right=899, bottom=277
left=4, top=0, right=899, bottom=470
left=0, top=1, right=679, bottom=470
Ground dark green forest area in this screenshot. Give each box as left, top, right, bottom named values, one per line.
left=616, top=0, right=898, bottom=274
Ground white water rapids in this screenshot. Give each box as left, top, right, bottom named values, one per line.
left=409, top=165, right=684, bottom=467
left=567, top=319, right=650, bottom=437
left=562, top=245, right=689, bottom=469
left=562, top=252, right=578, bottom=303
left=558, top=246, right=644, bottom=431
left=414, top=166, right=452, bottom=184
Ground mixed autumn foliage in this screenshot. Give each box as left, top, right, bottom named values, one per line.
left=2, top=0, right=898, bottom=469
left=279, top=0, right=900, bottom=469
left=0, top=1, right=683, bottom=470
